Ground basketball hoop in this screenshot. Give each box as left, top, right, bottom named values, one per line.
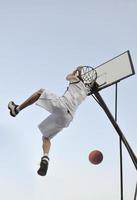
left=78, top=66, right=97, bottom=89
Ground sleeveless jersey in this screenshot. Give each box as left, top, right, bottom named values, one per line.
left=60, top=80, right=89, bottom=116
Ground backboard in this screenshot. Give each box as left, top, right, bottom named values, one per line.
left=95, top=50, right=135, bottom=91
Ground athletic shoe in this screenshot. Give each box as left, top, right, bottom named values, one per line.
left=37, top=155, right=49, bottom=176
left=8, top=101, right=19, bottom=117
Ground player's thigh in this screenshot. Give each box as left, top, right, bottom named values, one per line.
left=38, top=114, right=63, bottom=139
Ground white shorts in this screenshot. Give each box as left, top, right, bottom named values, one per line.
left=36, top=89, right=73, bottom=139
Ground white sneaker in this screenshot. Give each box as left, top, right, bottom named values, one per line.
left=8, top=101, right=19, bottom=117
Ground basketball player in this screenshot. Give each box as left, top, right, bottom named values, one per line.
left=8, top=66, right=92, bottom=176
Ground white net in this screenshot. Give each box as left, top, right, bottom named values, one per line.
left=80, top=66, right=97, bottom=89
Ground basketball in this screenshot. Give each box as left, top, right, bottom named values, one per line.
left=88, top=150, right=103, bottom=165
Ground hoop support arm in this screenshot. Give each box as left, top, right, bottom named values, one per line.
left=92, top=91, right=137, bottom=170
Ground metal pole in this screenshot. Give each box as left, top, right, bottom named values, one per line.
left=134, top=183, right=137, bottom=200
left=115, top=83, right=124, bottom=200
left=92, top=91, right=137, bottom=170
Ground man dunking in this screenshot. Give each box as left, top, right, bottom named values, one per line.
left=8, top=66, right=94, bottom=176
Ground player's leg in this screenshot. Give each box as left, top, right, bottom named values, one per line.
left=42, top=137, right=51, bottom=155
left=37, top=137, right=51, bottom=176
left=8, top=89, right=44, bottom=117
left=37, top=114, right=64, bottom=176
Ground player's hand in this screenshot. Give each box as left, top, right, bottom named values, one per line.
left=76, top=66, right=83, bottom=71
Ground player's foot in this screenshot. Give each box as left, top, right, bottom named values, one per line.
left=8, top=101, right=19, bottom=117
left=37, top=155, right=49, bottom=176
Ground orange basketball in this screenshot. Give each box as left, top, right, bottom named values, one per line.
left=88, top=150, right=103, bottom=165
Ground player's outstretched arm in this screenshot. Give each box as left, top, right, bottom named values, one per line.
left=66, top=66, right=82, bottom=82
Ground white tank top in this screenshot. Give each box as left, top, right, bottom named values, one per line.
left=60, top=80, right=89, bottom=115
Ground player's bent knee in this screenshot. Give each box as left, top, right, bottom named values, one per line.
left=43, top=136, right=50, bottom=141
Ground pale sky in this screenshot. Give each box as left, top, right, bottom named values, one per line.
left=0, top=0, right=137, bottom=200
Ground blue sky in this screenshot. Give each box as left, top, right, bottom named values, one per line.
left=0, top=0, right=137, bottom=200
